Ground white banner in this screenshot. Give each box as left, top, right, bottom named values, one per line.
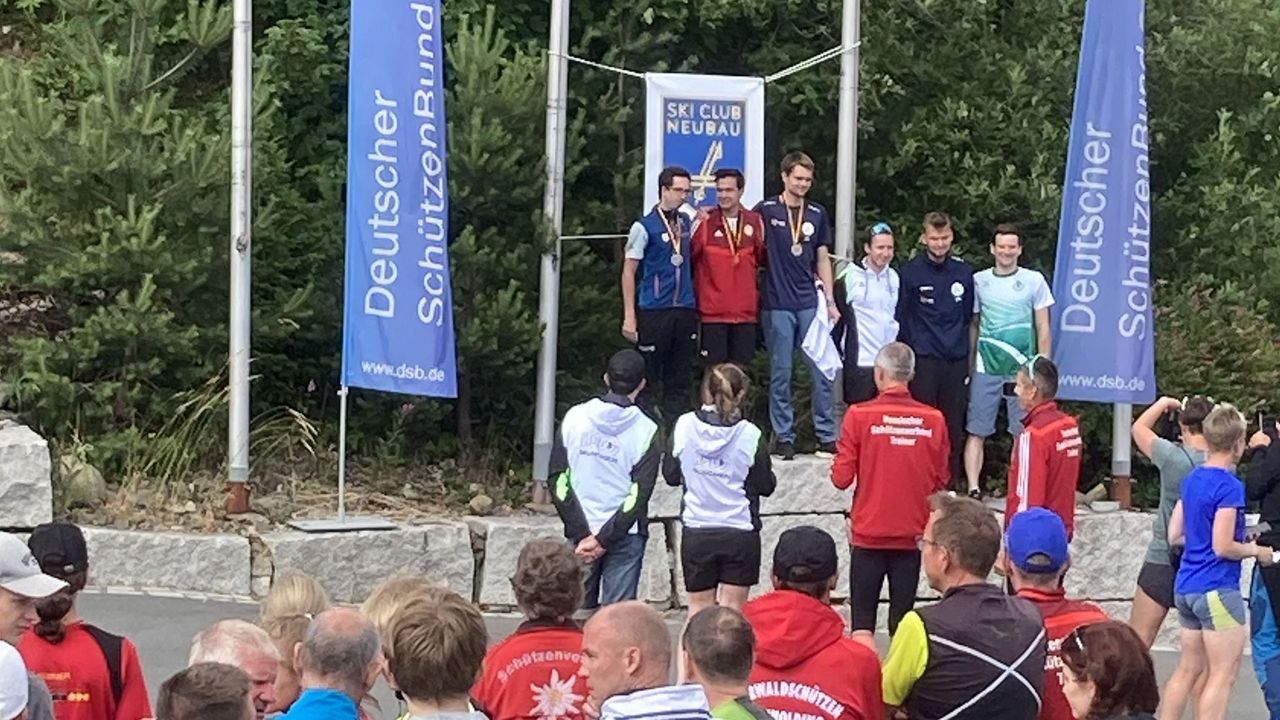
left=643, top=73, right=765, bottom=211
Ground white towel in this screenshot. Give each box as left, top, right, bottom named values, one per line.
left=803, top=281, right=842, bottom=381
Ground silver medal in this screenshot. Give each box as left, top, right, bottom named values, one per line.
left=790, top=244, right=804, bottom=257
left=671, top=254, right=684, bottom=267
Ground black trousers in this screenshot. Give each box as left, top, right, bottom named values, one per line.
left=636, top=308, right=698, bottom=425
left=843, top=366, right=877, bottom=405
left=909, top=355, right=969, bottom=482
left=700, top=322, right=757, bottom=367
left=850, top=546, right=921, bottom=635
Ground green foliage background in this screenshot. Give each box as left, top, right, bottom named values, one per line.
left=1, top=0, right=1278, bottom=504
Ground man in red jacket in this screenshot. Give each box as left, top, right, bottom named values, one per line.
left=1006, top=509, right=1107, bottom=720
left=742, top=526, right=883, bottom=720
left=831, top=342, right=949, bottom=640
left=1006, top=356, right=1082, bottom=537
left=691, top=168, right=766, bottom=367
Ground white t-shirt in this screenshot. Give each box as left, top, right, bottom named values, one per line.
left=973, top=267, right=1054, bottom=376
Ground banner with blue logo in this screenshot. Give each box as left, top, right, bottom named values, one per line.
left=1051, top=0, right=1154, bottom=404
left=643, top=74, right=765, bottom=211
left=340, top=0, right=457, bottom=397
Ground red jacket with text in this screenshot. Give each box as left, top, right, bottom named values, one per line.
left=831, top=387, right=950, bottom=549
left=1006, top=401, right=1083, bottom=538
left=471, top=621, right=586, bottom=720
left=743, top=590, right=883, bottom=720
left=1016, top=588, right=1108, bottom=720
left=690, top=205, right=766, bottom=323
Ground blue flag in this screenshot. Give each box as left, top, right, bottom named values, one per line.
left=1051, top=0, right=1155, bottom=404
left=340, top=0, right=457, bottom=397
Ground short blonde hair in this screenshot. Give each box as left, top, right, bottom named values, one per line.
left=260, top=572, right=331, bottom=661
left=360, top=575, right=448, bottom=661
left=387, top=591, right=487, bottom=704
left=1202, top=403, right=1246, bottom=454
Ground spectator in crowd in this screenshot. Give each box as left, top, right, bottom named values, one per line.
left=1129, top=396, right=1211, bottom=647
left=279, top=609, right=381, bottom=720
left=189, top=620, right=279, bottom=720
left=1005, top=355, right=1082, bottom=537
left=157, top=663, right=254, bottom=720
left=741, top=526, right=883, bottom=720
left=0, top=643, right=28, bottom=720
left=550, top=350, right=661, bottom=608
left=1163, top=404, right=1274, bottom=720
left=622, top=165, right=698, bottom=424
left=385, top=591, right=487, bottom=720
left=882, top=493, right=1045, bottom=719
left=895, top=211, right=973, bottom=484
left=259, top=572, right=330, bottom=714
left=1059, top=622, right=1159, bottom=720
left=1246, top=414, right=1280, bottom=718
left=665, top=364, right=775, bottom=617
left=472, top=539, right=587, bottom=720
left=0, top=532, right=68, bottom=720
left=680, top=607, right=771, bottom=720
left=963, top=223, right=1054, bottom=500
left=832, top=222, right=899, bottom=406
left=690, top=168, right=766, bottom=368
left=1005, top=509, right=1107, bottom=720
left=18, top=522, right=151, bottom=720
left=578, top=601, right=709, bottom=720
left=831, top=342, right=948, bottom=641
left=362, top=576, right=449, bottom=720
left=752, top=151, right=839, bottom=461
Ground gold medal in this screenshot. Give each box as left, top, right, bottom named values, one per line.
left=722, top=212, right=742, bottom=266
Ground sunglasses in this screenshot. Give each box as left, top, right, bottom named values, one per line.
left=868, top=221, right=893, bottom=237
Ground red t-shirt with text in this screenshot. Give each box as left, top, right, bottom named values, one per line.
left=18, top=624, right=151, bottom=720
left=472, top=622, right=586, bottom=720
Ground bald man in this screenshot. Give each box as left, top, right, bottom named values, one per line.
left=578, top=602, right=711, bottom=720
left=279, top=608, right=382, bottom=720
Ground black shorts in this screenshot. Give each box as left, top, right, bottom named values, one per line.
left=700, top=322, right=757, bottom=367
left=1137, top=561, right=1176, bottom=609
left=681, top=527, right=761, bottom=592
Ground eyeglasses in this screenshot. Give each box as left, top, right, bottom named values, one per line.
left=916, top=535, right=940, bottom=552
left=868, top=221, right=892, bottom=236
left=1068, top=627, right=1090, bottom=670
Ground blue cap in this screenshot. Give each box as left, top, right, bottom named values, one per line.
left=1006, top=508, right=1069, bottom=574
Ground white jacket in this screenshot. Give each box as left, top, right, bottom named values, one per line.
left=802, top=281, right=842, bottom=381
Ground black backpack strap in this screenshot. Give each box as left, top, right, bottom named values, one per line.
left=82, top=624, right=123, bottom=704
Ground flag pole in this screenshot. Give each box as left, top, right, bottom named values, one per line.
left=833, top=0, right=861, bottom=261
left=226, top=0, right=253, bottom=514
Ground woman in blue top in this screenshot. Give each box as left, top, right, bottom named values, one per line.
left=1162, top=403, right=1275, bottom=720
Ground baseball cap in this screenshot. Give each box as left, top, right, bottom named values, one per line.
left=772, top=526, right=838, bottom=582
left=0, top=533, right=67, bottom=599
left=0, top=643, right=26, bottom=720
left=1005, top=508, right=1070, bottom=575
left=28, top=522, right=89, bottom=578
left=606, top=349, right=646, bottom=395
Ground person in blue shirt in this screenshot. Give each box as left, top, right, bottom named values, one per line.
left=1162, top=403, right=1274, bottom=720
left=752, top=152, right=839, bottom=461
left=280, top=608, right=381, bottom=720
left=895, top=211, right=974, bottom=486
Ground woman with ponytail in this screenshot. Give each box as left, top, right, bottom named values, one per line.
left=664, top=364, right=776, bottom=616
left=17, top=523, right=150, bottom=720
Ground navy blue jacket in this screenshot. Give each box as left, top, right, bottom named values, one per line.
left=895, top=254, right=975, bottom=361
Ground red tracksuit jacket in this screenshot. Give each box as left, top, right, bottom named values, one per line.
left=743, top=590, right=884, bottom=720
left=470, top=621, right=586, bottom=720
left=831, top=387, right=950, bottom=549
left=690, top=205, right=765, bottom=323
left=1016, top=588, right=1108, bottom=720
left=1005, top=401, right=1083, bottom=538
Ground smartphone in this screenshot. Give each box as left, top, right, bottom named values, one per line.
left=1247, top=521, right=1273, bottom=541
left=1002, top=381, right=1016, bottom=397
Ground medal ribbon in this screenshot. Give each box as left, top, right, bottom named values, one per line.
left=658, top=206, right=682, bottom=258
left=783, top=194, right=806, bottom=252
left=722, top=210, right=741, bottom=260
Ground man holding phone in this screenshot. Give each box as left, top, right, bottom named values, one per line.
left=963, top=224, right=1054, bottom=500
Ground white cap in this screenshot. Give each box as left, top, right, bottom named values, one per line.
left=0, top=534, right=66, bottom=599
left=0, top=643, right=28, bottom=720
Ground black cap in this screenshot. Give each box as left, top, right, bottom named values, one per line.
left=28, top=522, right=88, bottom=578
left=772, top=526, right=838, bottom=582
left=606, top=349, right=646, bottom=395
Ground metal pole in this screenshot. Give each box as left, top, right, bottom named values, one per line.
left=337, top=386, right=349, bottom=523
left=833, top=0, right=861, bottom=261
left=1111, top=402, right=1133, bottom=509
left=531, top=0, right=571, bottom=503
left=226, top=0, right=252, bottom=514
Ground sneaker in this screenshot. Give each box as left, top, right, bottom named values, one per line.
left=774, top=442, right=795, bottom=461
left=968, top=488, right=983, bottom=501
left=815, top=442, right=837, bottom=459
